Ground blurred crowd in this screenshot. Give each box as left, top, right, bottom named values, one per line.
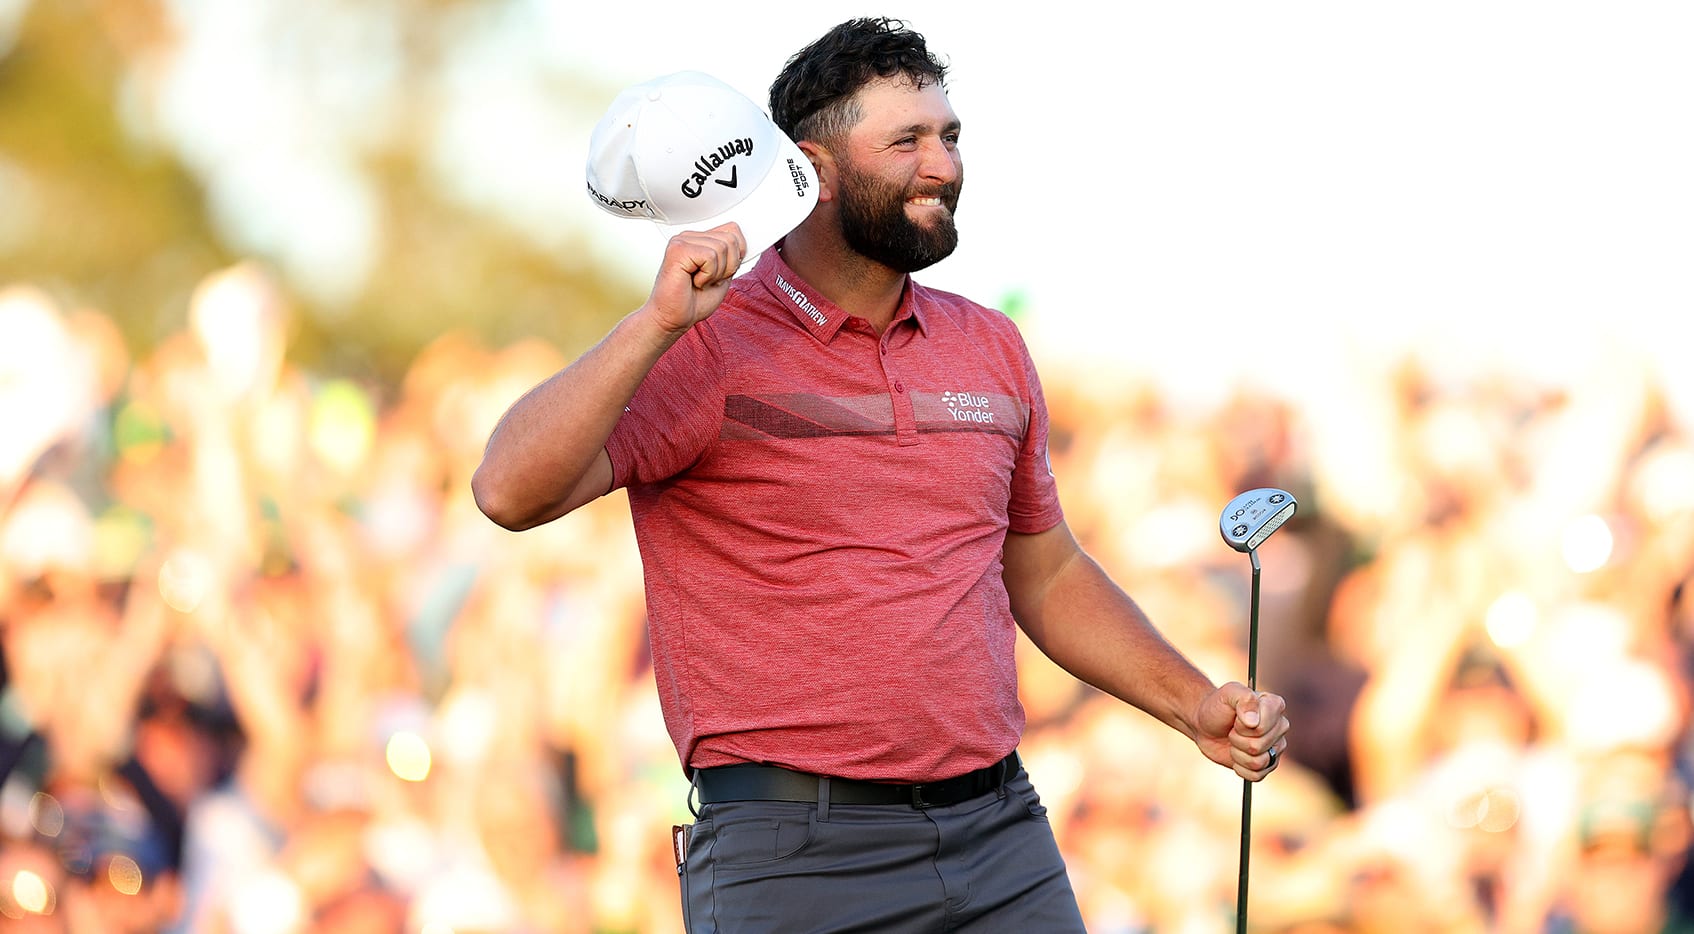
left=2, top=263, right=1692, bottom=934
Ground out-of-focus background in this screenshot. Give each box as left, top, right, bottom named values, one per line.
left=3, top=1, right=1693, bottom=932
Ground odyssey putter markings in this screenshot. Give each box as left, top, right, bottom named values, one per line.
left=1220, top=488, right=1297, bottom=553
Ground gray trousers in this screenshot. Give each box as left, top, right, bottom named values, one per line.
left=677, top=768, right=1087, bottom=933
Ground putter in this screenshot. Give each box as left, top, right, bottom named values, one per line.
left=1219, top=487, right=1297, bottom=934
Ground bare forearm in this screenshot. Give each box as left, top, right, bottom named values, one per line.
left=472, top=309, right=682, bottom=529
left=1010, top=546, right=1216, bottom=740
left=474, top=225, right=748, bottom=529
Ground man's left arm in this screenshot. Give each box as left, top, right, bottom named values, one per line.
left=1003, top=519, right=1287, bottom=781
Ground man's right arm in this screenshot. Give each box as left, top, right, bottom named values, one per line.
left=471, top=224, right=747, bottom=530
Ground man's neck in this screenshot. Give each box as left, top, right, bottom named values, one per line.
left=779, top=227, right=907, bottom=334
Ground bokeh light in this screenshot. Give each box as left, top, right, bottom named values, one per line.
left=10, top=869, right=52, bottom=914
left=1448, top=787, right=1523, bottom=834
left=309, top=378, right=377, bottom=474
left=91, top=505, right=153, bottom=581
left=1484, top=591, right=1538, bottom=649
left=1630, top=441, right=1694, bottom=523
left=157, top=547, right=214, bottom=613
left=1562, top=514, right=1615, bottom=573
left=0, top=481, right=93, bottom=579
left=385, top=730, right=433, bottom=783
left=189, top=264, right=284, bottom=399
left=0, top=287, right=89, bottom=487
left=228, top=871, right=304, bottom=934
left=106, top=855, right=144, bottom=896
left=27, top=792, right=63, bottom=838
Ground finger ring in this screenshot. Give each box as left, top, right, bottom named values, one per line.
left=1267, top=747, right=1278, bottom=766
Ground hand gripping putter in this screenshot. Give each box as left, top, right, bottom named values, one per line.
left=1219, top=487, right=1297, bottom=934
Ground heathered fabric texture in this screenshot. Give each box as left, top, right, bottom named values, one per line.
left=605, top=246, right=1063, bottom=782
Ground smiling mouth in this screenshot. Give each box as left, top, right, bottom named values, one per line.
left=909, top=196, right=944, bottom=207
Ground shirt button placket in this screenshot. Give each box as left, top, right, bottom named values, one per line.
left=883, top=340, right=918, bottom=446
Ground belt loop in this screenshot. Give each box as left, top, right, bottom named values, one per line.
left=688, top=769, right=702, bottom=819
left=817, top=776, right=831, bottom=821
left=996, top=752, right=1011, bottom=800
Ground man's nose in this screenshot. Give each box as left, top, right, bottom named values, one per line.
left=919, top=138, right=960, bottom=185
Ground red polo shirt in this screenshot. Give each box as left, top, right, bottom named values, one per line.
left=604, top=246, right=1064, bottom=782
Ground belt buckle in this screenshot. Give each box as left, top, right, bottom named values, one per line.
left=909, top=783, right=935, bottom=810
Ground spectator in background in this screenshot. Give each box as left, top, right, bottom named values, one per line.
left=1544, top=747, right=1694, bottom=934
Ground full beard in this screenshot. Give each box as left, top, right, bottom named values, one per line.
left=836, top=159, right=961, bottom=273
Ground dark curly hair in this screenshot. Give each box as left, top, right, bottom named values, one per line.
left=768, top=17, right=949, bottom=146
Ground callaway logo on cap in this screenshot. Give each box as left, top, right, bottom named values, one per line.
left=586, top=71, right=819, bottom=259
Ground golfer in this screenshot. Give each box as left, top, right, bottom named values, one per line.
left=473, top=17, right=1290, bottom=932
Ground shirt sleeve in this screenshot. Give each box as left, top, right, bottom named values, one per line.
left=1006, top=327, right=1065, bottom=535
left=604, top=320, right=726, bottom=490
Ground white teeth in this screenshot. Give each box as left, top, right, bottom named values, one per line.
left=911, top=197, right=941, bottom=206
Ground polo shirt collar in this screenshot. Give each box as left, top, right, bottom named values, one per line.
left=752, top=244, right=930, bottom=342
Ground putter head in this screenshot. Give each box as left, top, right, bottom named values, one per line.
left=1220, top=488, right=1298, bottom=553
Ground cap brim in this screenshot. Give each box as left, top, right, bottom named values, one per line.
left=655, top=132, right=818, bottom=265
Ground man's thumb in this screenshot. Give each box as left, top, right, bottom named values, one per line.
left=1232, top=685, right=1261, bottom=728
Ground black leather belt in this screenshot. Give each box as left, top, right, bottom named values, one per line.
left=693, top=751, right=1020, bottom=810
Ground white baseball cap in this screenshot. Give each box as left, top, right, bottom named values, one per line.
left=586, top=71, right=819, bottom=259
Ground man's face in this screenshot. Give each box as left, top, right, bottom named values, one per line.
left=832, top=77, right=963, bottom=273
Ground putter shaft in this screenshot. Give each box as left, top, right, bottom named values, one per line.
left=1237, top=549, right=1260, bottom=934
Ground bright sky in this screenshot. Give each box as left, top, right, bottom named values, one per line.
left=543, top=2, right=1694, bottom=413
left=142, top=0, right=1694, bottom=415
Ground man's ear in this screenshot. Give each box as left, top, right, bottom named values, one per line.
left=797, top=140, right=836, bottom=203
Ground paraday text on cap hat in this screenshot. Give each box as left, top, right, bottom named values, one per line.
left=586, top=71, right=818, bottom=258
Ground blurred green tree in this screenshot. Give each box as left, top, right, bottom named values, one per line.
left=0, top=0, right=640, bottom=384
